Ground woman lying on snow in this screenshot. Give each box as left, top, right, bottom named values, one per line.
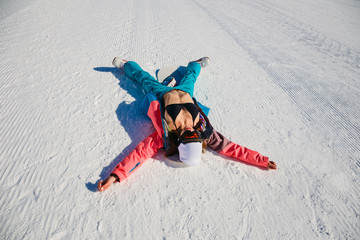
left=98, top=57, right=277, bottom=192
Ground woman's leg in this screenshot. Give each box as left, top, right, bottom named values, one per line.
left=174, top=62, right=201, bottom=98
left=124, top=61, right=170, bottom=99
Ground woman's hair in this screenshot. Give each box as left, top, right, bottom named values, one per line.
left=164, top=131, right=179, bottom=156
left=165, top=129, right=207, bottom=157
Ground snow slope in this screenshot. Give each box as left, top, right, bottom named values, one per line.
left=1, top=0, right=359, bottom=239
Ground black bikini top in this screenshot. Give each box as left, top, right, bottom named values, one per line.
left=165, top=103, right=199, bottom=126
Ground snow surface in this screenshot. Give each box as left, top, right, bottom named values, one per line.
left=1, top=0, right=359, bottom=239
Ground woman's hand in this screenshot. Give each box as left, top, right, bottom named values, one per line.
left=98, top=176, right=117, bottom=192
left=267, top=161, right=277, bottom=170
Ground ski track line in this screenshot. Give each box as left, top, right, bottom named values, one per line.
left=148, top=0, right=221, bottom=66
left=0, top=175, right=18, bottom=209
left=244, top=0, right=360, bottom=105
left=9, top=109, right=41, bottom=160
left=37, top=198, right=63, bottom=238
left=168, top=0, right=205, bottom=62
left=142, top=1, right=164, bottom=64
left=167, top=2, right=195, bottom=62
left=249, top=0, right=360, bottom=71
left=245, top=0, right=360, bottom=103
left=195, top=0, right=360, bottom=157
left=95, top=0, right=135, bottom=59
left=0, top=65, right=16, bottom=92
left=1, top=0, right=91, bottom=175
left=185, top=0, right=270, bottom=134
left=0, top=151, right=20, bottom=185
left=190, top=0, right=288, bottom=133
left=138, top=0, right=162, bottom=64
left=0, top=1, right=98, bottom=238
left=0, top=79, right=21, bottom=99
left=2, top=108, right=26, bottom=149
left=114, top=1, right=136, bottom=59
left=235, top=0, right=360, bottom=73
left=2, top=102, right=45, bottom=167
left=148, top=1, right=182, bottom=65
left=1, top=34, right=53, bottom=165
left=202, top=2, right=358, bottom=94
left=119, top=0, right=211, bottom=70
left=146, top=0, right=165, bottom=64
left=131, top=0, right=192, bottom=65
left=194, top=1, right=360, bottom=237
left=0, top=52, right=71, bottom=240
left=332, top=202, right=359, bottom=237
left=0, top=100, right=18, bottom=141
left=0, top=82, right=24, bottom=125
left=270, top=69, right=360, bottom=154
left=234, top=1, right=360, bottom=230
left=131, top=0, right=149, bottom=61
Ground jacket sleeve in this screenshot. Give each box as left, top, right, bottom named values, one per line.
left=206, top=130, right=269, bottom=168
left=111, top=131, right=164, bottom=182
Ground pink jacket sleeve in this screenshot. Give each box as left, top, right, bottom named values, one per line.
left=111, top=131, right=163, bottom=182
left=110, top=94, right=165, bottom=182
left=207, top=130, right=269, bottom=168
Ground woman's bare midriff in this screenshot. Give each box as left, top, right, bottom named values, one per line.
left=162, top=89, right=199, bottom=132
left=163, top=89, right=193, bottom=106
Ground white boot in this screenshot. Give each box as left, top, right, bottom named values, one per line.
left=194, top=57, right=210, bottom=68
left=112, top=57, right=128, bottom=69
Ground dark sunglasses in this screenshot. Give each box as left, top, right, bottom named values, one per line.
left=178, top=130, right=204, bottom=145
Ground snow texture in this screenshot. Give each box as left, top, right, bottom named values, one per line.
left=1, top=0, right=359, bottom=239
